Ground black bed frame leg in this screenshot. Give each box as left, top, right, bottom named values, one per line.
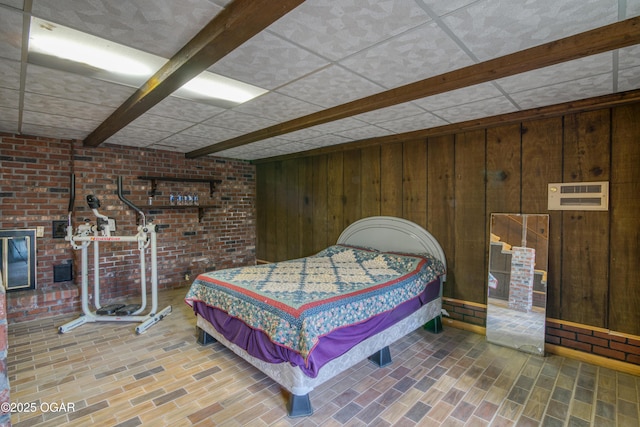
left=424, top=315, right=443, bottom=334
left=368, top=346, right=392, bottom=367
left=196, top=326, right=217, bottom=345
left=287, top=393, right=312, bottom=417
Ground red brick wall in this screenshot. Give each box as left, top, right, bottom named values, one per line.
left=0, top=133, right=256, bottom=322
left=546, top=320, right=640, bottom=365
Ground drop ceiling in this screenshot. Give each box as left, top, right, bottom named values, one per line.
left=1, top=0, right=639, bottom=161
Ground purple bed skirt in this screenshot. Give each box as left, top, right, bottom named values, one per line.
left=191, top=276, right=441, bottom=378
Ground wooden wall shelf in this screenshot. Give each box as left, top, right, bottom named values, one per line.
left=138, top=176, right=222, bottom=221
left=138, top=176, right=222, bottom=197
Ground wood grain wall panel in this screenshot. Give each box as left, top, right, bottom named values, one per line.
left=521, top=117, right=563, bottom=318
left=255, top=100, right=640, bottom=338
left=312, top=155, right=329, bottom=254
left=273, top=161, right=288, bottom=262
left=610, top=104, right=640, bottom=335
left=562, top=110, right=611, bottom=327
left=361, top=145, right=381, bottom=218
left=262, top=162, right=279, bottom=261
left=299, top=156, right=314, bottom=257
left=284, top=159, right=300, bottom=260
left=380, top=142, right=403, bottom=218
left=454, top=130, right=487, bottom=303
left=402, top=139, right=428, bottom=227
left=327, top=152, right=344, bottom=245
left=343, top=149, right=362, bottom=229
left=486, top=124, right=522, bottom=214
left=427, top=134, right=456, bottom=297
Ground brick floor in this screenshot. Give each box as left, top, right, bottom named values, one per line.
left=7, top=287, right=640, bottom=426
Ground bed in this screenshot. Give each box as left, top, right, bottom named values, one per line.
left=185, top=216, right=447, bottom=417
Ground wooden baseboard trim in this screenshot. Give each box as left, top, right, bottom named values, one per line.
left=442, top=317, right=486, bottom=335
left=442, top=297, right=487, bottom=309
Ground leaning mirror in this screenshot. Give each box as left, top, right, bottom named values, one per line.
left=486, top=213, right=549, bottom=356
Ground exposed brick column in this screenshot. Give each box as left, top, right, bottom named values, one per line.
left=508, top=247, right=535, bottom=312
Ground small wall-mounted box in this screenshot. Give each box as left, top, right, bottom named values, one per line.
left=548, top=181, right=609, bottom=211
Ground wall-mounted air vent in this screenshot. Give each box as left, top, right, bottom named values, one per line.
left=548, top=181, right=609, bottom=211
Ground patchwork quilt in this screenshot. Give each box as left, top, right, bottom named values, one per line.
left=185, top=245, right=445, bottom=362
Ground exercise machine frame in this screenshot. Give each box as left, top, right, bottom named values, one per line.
left=59, top=175, right=171, bottom=334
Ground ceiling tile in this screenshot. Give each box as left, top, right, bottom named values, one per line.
left=0, top=106, right=19, bottom=121
left=510, top=73, right=613, bottom=110
left=180, top=123, right=243, bottom=142
left=128, top=113, right=194, bottom=134
left=279, top=140, right=322, bottom=153
left=618, top=66, right=640, bottom=92
left=268, top=0, right=431, bottom=61
left=201, top=110, right=278, bottom=133
left=25, top=64, right=136, bottom=107
left=276, top=65, right=384, bottom=108
left=340, top=21, right=475, bottom=88
left=626, top=0, right=640, bottom=17
left=148, top=97, right=225, bottom=123
left=419, top=0, right=477, bottom=17
left=353, top=102, right=426, bottom=125
left=433, top=96, right=518, bottom=123
left=22, top=110, right=101, bottom=132
left=0, top=87, right=19, bottom=108
left=302, top=133, right=354, bottom=148
left=0, top=1, right=24, bottom=9
left=107, top=125, right=174, bottom=144
left=0, top=120, right=19, bottom=133
left=31, top=0, right=224, bottom=58
left=0, top=59, right=21, bottom=89
left=443, top=0, right=618, bottom=62
left=0, top=7, right=22, bottom=61
left=210, top=31, right=329, bottom=90
left=619, top=44, right=640, bottom=70
left=413, top=82, right=503, bottom=112
left=376, top=111, right=448, bottom=133
left=103, top=136, right=155, bottom=148
left=232, top=92, right=324, bottom=122
left=21, top=123, right=88, bottom=140
left=151, top=134, right=214, bottom=152
left=23, top=92, right=114, bottom=121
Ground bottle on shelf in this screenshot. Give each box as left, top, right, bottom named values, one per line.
left=169, top=193, right=175, bottom=206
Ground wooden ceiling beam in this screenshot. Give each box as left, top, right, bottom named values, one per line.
left=83, top=0, right=305, bottom=147
left=186, top=16, right=640, bottom=159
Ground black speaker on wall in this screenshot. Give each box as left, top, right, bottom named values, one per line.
left=53, top=262, right=73, bottom=282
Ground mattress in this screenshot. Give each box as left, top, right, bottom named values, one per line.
left=185, top=244, right=445, bottom=377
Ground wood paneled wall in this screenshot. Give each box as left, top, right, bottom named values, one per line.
left=256, top=103, right=640, bottom=336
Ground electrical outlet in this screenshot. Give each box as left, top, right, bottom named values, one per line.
left=36, top=226, right=45, bottom=237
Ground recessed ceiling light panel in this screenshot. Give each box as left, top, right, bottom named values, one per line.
left=28, top=17, right=267, bottom=106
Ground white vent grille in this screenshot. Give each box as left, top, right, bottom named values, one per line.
left=548, top=181, right=609, bottom=211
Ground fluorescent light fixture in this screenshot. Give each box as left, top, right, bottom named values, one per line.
left=177, top=72, right=267, bottom=104
left=28, top=17, right=266, bottom=106
left=29, top=17, right=161, bottom=77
